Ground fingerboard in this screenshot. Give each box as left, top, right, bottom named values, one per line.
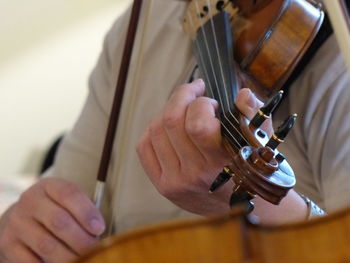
left=193, top=11, right=249, bottom=152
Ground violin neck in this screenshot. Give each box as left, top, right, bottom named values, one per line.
left=193, top=11, right=248, bottom=151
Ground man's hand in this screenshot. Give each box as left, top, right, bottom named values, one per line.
left=0, top=178, right=105, bottom=263
left=137, top=79, right=271, bottom=216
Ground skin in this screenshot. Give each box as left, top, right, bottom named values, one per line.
left=137, top=79, right=308, bottom=223
left=0, top=79, right=306, bottom=263
left=0, top=178, right=105, bottom=263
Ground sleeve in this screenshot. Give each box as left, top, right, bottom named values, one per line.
left=304, top=61, right=350, bottom=212
left=44, top=6, right=131, bottom=200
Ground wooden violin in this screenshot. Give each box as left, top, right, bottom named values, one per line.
left=80, top=0, right=329, bottom=262
left=184, top=0, right=324, bottom=99
left=92, top=0, right=324, bottom=217
left=183, top=0, right=323, bottom=210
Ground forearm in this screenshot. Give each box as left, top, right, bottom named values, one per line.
left=252, top=189, right=308, bottom=225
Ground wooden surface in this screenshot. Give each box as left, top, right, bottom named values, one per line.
left=76, top=206, right=350, bottom=263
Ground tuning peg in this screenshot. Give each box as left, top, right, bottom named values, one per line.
left=266, top=114, right=297, bottom=150
left=249, top=90, right=284, bottom=129
left=229, top=185, right=255, bottom=213
left=209, top=167, right=232, bottom=193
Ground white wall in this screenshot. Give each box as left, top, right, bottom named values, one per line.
left=0, top=0, right=130, bottom=177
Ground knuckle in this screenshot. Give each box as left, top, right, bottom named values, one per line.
left=17, top=189, right=34, bottom=210
left=37, top=236, right=57, bottom=256
left=185, top=117, right=214, bottom=139
left=6, top=206, right=24, bottom=231
left=51, top=210, right=71, bottom=232
left=149, top=120, right=163, bottom=137
left=162, top=110, right=182, bottom=130
left=58, top=183, right=81, bottom=202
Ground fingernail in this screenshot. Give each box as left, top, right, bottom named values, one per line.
left=192, top=78, right=204, bottom=85
left=209, top=98, right=218, bottom=108
left=244, top=89, right=256, bottom=109
left=90, top=218, right=105, bottom=235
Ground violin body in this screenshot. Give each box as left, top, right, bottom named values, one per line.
left=237, top=0, right=324, bottom=98
left=184, top=0, right=324, bottom=98
left=76, top=206, right=350, bottom=263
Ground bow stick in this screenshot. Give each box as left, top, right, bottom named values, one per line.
left=93, top=0, right=144, bottom=209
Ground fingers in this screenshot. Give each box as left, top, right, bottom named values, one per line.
left=0, top=215, right=40, bottom=263
left=148, top=114, right=180, bottom=186
left=2, top=242, right=40, bottom=263
left=137, top=79, right=209, bottom=186
left=16, top=217, right=77, bottom=263
left=0, top=202, right=76, bottom=263
left=235, top=88, right=263, bottom=120
left=162, top=80, right=208, bottom=171
left=32, top=190, right=98, bottom=255
left=185, top=97, right=230, bottom=165
left=136, top=126, right=162, bottom=184
left=235, top=88, right=273, bottom=136
left=137, top=79, right=234, bottom=215
left=0, top=178, right=104, bottom=263
left=41, top=178, right=105, bottom=236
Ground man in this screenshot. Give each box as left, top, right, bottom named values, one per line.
left=0, top=0, right=349, bottom=262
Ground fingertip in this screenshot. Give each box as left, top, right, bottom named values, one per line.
left=191, top=78, right=204, bottom=86
left=89, top=217, right=105, bottom=236
left=237, top=88, right=254, bottom=108
left=191, top=78, right=206, bottom=95
left=208, top=98, right=218, bottom=109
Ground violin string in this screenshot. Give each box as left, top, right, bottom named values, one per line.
left=190, top=0, right=248, bottom=148
left=205, top=0, right=249, bottom=146
left=189, top=1, right=242, bottom=150
left=196, top=0, right=247, bottom=145
left=193, top=1, right=226, bottom=115
left=190, top=2, right=242, bottom=149
left=187, top=6, right=240, bottom=149
left=198, top=0, right=240, bottom=133
left=196, top=42, right=241, bottom=150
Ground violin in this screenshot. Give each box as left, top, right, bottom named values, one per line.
left=183, top=0, right=324, bottom=98
left=81, top=0, right=327, bottom=261
left=183, top=0, right=323, bottom=210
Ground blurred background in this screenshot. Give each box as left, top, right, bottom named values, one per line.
left=0, top=0, right=130, bottom=213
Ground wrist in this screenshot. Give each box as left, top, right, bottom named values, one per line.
left=250, top=190, right=308, bottom=224
left=298, top=193, right=325, bottom=219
